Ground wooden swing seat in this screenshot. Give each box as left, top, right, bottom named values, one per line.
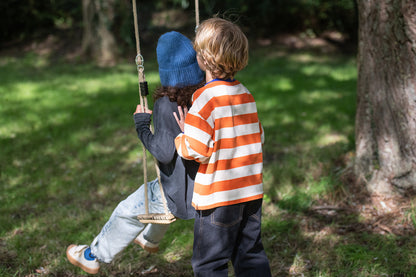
left=137, top=213, right=176, bottom=224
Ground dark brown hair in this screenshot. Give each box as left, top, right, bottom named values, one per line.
left=153, top=82, right=205, bottom=107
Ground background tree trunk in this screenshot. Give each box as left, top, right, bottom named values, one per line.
left=355, top=0, right=416, bottom=195
left=81, top=0, right=118, bottom=66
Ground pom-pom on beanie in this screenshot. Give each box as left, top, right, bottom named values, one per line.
left=157, top=31, right=204, bottom=87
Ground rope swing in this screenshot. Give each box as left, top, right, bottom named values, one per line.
left=132, top=0, right=175, bottom=224
left=132, top=0, right=201, bottom=224
left=195, top=0, right=200, bottom=29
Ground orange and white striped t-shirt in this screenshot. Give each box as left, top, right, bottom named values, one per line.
left=175, top=79, right=264, bottom=210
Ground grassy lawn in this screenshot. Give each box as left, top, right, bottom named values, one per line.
left=1, top=46, right=416, bottom=276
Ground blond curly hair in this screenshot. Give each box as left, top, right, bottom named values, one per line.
left=194, top=17, right=248, bottom=80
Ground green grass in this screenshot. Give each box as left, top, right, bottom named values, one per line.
left=1, top=48, right=416, bottom=276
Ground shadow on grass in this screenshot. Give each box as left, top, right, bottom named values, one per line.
left=0, top=56, right=164, bottom=275
left=262, top=210, right=416, bottom=276
left=1, top=48, right=415, bottom=276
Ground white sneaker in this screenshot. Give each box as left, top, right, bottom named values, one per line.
left=66, top=244, right=100, bottom=274
left=134, top=232, right=159, bottom=253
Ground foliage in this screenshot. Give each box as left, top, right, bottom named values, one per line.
left=0, top=0, right=357, bottom=48
left=0, top=0, right=82, bottom=42
left=198, top=0, right=357, bottom=38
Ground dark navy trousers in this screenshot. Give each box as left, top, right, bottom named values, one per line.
left=192, top=199, right=272, bottom=277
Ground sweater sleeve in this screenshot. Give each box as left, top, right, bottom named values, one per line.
left=174, top=97, right=214, bottom=164
left=134, top=98, right=178, bottom=164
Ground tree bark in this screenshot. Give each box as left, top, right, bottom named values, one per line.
left=81, top=0, right=94, bottom=56
left=355, top=0, right=416, bottom=196
left=81, top=0, right=118, bottom=66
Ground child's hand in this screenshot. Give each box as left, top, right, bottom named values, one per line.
left=173, top=106, right=188, bottom=132
left=134, top=105, right=152, bottom=115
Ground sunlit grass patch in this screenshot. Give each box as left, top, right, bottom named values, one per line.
left=6, top=48, right=416, bottom=277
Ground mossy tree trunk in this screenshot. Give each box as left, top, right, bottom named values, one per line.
left=81, top=0, right=118, bottom=66
left=355, top=0, right=416, bottom=196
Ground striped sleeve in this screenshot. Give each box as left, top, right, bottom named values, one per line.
left=175, top=87, right=215, bottom=163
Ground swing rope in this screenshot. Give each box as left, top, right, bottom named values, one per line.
left=195, top=0, right=200, bottom=29
left=132, top=0, right=175, bottom=224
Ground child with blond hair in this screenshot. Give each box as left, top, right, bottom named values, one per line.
left=174, top=17, right=271, bottom=276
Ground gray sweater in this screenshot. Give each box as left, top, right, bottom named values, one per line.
left=134, top=96, right=198, bottom=220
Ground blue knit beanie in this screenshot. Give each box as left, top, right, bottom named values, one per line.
left=157, top=31, right=204, bottom=87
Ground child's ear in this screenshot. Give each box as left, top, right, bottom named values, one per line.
left=196, top=54, right=207, bottom=71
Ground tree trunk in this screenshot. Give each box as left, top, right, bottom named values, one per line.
left=355, top=0, right=416, bottom=196
left=81, top=0, right=118, bottom=66
left=81, top=0, right=94, bottom=56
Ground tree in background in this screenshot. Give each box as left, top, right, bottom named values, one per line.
left=355, top=0, right=416, bottom=196
left=81, top=0, right=118, bottom=66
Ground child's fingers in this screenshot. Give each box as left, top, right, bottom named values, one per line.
left=174, top=106, right=186, bottom=132
left=183, top=106, right=188, bottom=117
left=177, top=106, right=184, bottom=120
left=173, top=112, right=180, bottom=124
left=134, top=104, right=142, bottom=114
left=134, top=105, right=153, bottom=114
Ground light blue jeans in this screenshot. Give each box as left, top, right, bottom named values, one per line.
left=90, top=178, right=170, bottom=263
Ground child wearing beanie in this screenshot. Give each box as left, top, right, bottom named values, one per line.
left=174, top=18, right=272, bottom=276
left=66, top=31, right=204, bottom=275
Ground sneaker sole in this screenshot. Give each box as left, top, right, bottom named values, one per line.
left=133, top=238, right=159, bottom=253
left=66, top=245, right=100, bottom=275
